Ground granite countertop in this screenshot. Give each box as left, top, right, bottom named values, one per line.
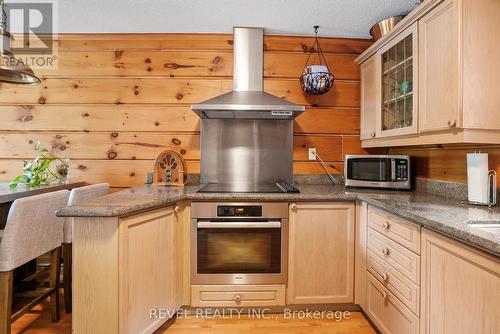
left=56, top=184, right=500, bottom=257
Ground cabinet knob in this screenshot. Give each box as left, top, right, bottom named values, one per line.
left=234, top=294, right=242, bottom=305
left=447, top=119, right=457, bottom=127
left=382, top=273, right=389, bottom=282
left=382, top=290, right=388, bottom=300
left=174, top=205, right=180, bottom=214
left=290, top=203, right=297, bottom=212
left=382, top=247, right=390, bottom=256
left=382, top=221, right=390, bottom=230
left=370, top=132, right=376, bottom=138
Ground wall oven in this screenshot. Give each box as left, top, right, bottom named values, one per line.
left=344, top=155, right=411, bottom=189
left=191, top=202, right=288, bottom=285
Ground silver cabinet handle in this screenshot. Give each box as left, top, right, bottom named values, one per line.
left=370, top=132, right=376, bottom=138
left=174, top=205, right=180, bottom=214
left=382, top=273, right=389, bottom=282
left=447, top=119, right=457, bottom=127
left=382, top=290, right=388, bottom=300
left=197, top=221, right=281, bottom=229
left=290, top=203, right=297, bottom=212
left=234, top=294, right=242, bottom=305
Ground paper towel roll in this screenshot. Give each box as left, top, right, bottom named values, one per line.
left=467, top=153, right=489, bottom=204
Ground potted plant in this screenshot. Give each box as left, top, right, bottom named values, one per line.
left=9, top=141, right=70, bottom=189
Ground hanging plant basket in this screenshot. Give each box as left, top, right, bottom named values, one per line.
left=300, top=26, right=335, bottom=95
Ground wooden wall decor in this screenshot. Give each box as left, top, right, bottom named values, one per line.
left=153, top=150, right=185, bottom=186
left=0, top=33, right=371, bottom=190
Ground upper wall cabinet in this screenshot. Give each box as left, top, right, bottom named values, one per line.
left=356, top=0, right=500, bottom=148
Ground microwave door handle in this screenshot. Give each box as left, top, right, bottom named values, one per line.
left=197, top=221, right=282, bottom=229
left=391, top=159, right=396, bottom=181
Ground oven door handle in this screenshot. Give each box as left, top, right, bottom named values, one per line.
left=197, top=221, right=282, bottom=228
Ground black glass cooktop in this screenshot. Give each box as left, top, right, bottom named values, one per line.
left=198, top=182, right=299, bottom=193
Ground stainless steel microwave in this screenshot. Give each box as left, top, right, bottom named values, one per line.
left=344, top=155, right=411, bottom=189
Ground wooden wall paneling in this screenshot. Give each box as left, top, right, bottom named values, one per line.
left=0, top=33, right=370, bottom=188
left=264, top=53, right=359, bottom=80
left=294, top=108, right=360, bottom=135
left=0, top=105, right=200, bottom=132
left=39, top=34, right=372, bottom=53
left=0, top=132, right=348, bottom=163
left=40, top=51, right=234, bottom=78
left=3, top=105, right=359, bottom=135
left=263, top=80, right=360, bottom=108
left=391, top=146, right=500, bottom=186
left=293, top=162, right=344, bottom=175
left=37, top=51, right=359, bottom=80
left=293, top=135, right=343, bottom=161
left=0, top=159, right=346, bottom=187
left=0, top=132, right=201, bottom=160
left=0, top=78, right=223, bottom=104
left=0, top=78, right=358, bottom=107
left=342, top=136, right=368, bottom=156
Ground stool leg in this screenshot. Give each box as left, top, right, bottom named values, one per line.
left=63, top=243, right=72, bottom=313
left=0, top=271, right=13, bottom=334
left=49, top=247, right=61, bottom=323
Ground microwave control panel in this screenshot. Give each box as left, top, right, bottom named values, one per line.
left=395, top=159, right=409, bottom=181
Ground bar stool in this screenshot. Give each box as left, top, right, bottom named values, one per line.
left=63, top=183, right=109, bottom=313
left=0, top=190, right=69, bottom=334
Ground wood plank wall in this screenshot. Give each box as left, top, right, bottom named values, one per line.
left=389, top=146, right=500, bottom=187
left=0, top=34, right=371, bottom=189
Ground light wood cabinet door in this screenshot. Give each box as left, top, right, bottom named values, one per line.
left=418, top=0, right=460, bottom=133
left=421, top=229, right=500, bottom=334
left=360, top=56, right=379, bottom=140
left=366, top=273, right=419, bottom=334
left=119, top=206, right=178, bottom=334
left=287, top=202, right=355, bottom=304
left=377, top=23, right=418, bottom=138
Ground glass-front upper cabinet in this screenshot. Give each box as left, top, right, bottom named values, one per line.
left=376, top=23, right=418, bottom=137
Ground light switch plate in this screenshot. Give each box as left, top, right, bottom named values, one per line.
left=308, top=148, right=317, bottom=160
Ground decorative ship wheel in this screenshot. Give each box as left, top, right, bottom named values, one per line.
left=153, top=150, right=186, bottom=186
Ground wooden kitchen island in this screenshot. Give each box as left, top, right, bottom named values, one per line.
left=69, top=203, right=189, bottom=334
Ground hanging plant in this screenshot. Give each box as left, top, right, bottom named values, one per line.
left=9, top=141, right=69, bottom=189
left=300, top=26, right=335, bottom=95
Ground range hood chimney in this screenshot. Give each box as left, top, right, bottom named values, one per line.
left=191, top=27, right=305, bottom=120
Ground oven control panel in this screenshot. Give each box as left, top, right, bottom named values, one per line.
left=217, top=205, right=262, bottom=217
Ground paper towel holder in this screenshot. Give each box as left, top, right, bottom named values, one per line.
left=487, top=170, right=497, bottom=207
left=465, top=170, right=497, bottom=207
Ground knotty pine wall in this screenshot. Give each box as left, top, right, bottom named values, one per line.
left=390, top=146, right=500, bottom=187
left=0, top=34, right=372, bottom=189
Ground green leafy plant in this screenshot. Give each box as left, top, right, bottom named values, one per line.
left=9, top=141, right=69, bottom=189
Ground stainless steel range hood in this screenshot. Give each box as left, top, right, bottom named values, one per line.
left=191, top=27, right=305, bottom=120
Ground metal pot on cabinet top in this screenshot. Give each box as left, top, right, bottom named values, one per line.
left=369, top=15, right=405, bottom=41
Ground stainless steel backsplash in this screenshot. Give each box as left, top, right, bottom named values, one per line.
left=200, top=119, right=293, bottom=185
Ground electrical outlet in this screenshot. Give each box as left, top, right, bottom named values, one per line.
left=308, top=148, right=317, bottom=160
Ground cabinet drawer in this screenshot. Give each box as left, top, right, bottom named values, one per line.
left=368, top=228, right=420, bottom=285
left=367, top=250, right=420, bottom=315
left=366, top=273, right=419, bottom=334
left=368, top=207, right=421, bottom=254
left=191, top=285, right=286, bottom=307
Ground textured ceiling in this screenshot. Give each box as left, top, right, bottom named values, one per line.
left=13, top=0, right=418, bottom=38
